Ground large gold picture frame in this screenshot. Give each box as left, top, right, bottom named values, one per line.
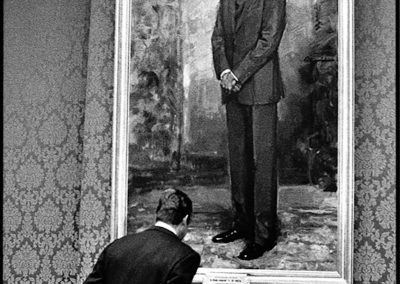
left=111, top=0, right=354, bottom=282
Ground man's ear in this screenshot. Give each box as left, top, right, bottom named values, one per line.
left=182, top=215, right=189, bottom=226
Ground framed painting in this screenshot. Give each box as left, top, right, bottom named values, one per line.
left=111, top=0, right=354, bottom=282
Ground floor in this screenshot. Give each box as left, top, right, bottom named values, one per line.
left=127, top=184, right=337, bottom=271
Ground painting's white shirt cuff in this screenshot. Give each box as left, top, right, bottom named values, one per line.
left=155, top=221, right=178, bottom=236
left=221, top=69, right=238, bottom=81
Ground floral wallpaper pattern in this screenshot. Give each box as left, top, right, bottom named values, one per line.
left=76, top=0, right=115, bottom=281
left=354, top=0, right=396, bottom=283
left=3, top=0, right=90, bottom=282
left=3, top=0, right=115, bottom=282
left=2, top=0, right=396, bottom=283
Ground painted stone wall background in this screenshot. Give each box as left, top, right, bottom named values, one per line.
left=181, top=0, right=226, bottom=156
left=278, top=0, right=316, bottom=179
left=278, top=0, right=338, bottom=186
left=129, top=0, right=183, bottom=169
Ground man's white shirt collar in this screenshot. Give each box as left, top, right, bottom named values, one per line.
left=155, top=221, right=178, bottom=236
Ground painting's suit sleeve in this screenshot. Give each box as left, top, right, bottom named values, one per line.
left=232, top=0, right=286, bottom=85
left=211, top=2, right=231, bottom=80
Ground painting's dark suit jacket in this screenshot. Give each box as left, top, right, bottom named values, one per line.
left=211, top=0, right=286, bottom=245
left=83, top=226, right=200, bottom=284
left=212, top=0, right=286, bottom=105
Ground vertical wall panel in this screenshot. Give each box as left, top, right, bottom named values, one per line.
left=354, top=0, right=396, bottom=283
left=3, top=0, right=90, bottom=282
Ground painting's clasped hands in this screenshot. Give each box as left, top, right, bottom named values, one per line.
left=220, top=71, right=241, bottom=93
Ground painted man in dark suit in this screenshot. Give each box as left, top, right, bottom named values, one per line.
left=211, top=0, right=286, bottom=260
left=83, top=189, right=200, bottom=284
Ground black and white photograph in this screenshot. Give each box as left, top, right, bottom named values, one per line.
left=4, top=0, right=396, bottom=283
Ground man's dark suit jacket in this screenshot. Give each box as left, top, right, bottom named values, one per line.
left=212, top=0, right=286, bottom=105
left=83, top=226, right=201, bottom=284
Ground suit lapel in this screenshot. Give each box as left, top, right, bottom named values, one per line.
left=235, top=0, right=261, bottom=32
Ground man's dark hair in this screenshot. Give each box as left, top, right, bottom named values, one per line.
left=156, top=189, right=193, bottom=225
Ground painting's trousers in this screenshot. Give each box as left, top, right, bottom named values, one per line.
left=226, top=100, right=278, bottom=246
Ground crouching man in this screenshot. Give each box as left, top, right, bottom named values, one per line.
left=84, top=188, right=200, bottom=284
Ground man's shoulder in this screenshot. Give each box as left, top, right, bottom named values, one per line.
left=110, top=227, right=179, bottom=248
left=144, top=227, right=200, bottom=258
left=108, top=227, right=198, bottom=256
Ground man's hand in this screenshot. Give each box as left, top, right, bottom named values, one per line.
left=232, top=81, right=242, bottom=93
left=220, top=72, right=241, bottom=93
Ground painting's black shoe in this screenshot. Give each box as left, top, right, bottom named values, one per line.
left=212, top=229, right=243, bottom=243
left=237, top=240, right=277, bottom=260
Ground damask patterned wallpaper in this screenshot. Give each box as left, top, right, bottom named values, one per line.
left=3, top=0, right=90, bottom=282
left=3, top=0, right=115, bottom=281
left=2, top=0, right=396, bottom=283
left=353, top=1, right=396, bottom=283
left=76, top=0, right=116, bottom=281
